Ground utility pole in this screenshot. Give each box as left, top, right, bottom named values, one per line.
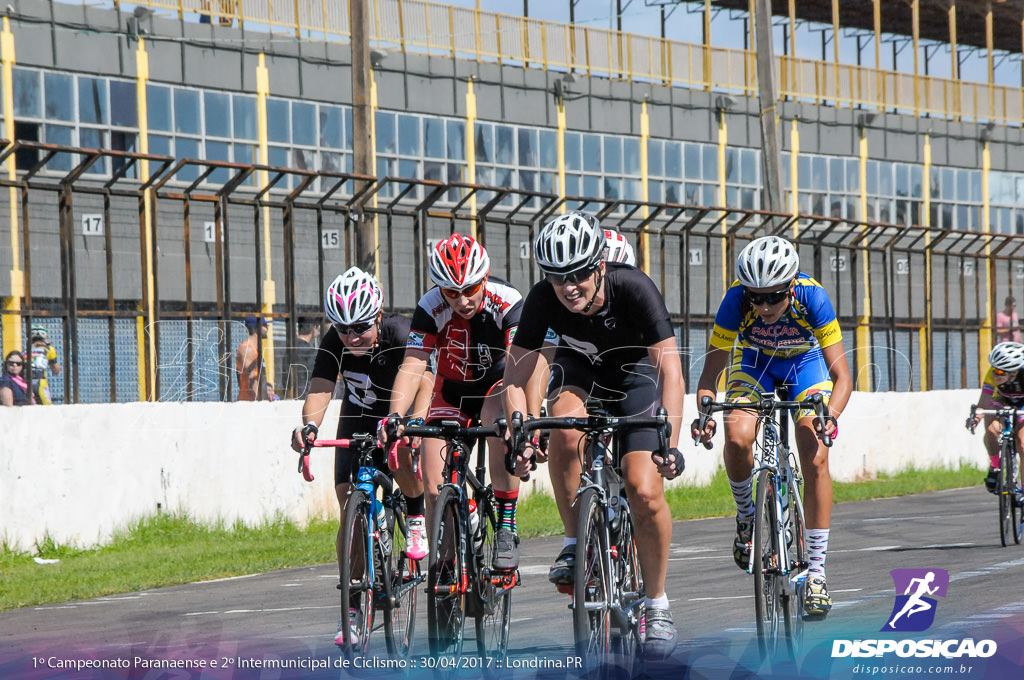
left=350, top=0, right=376, bottom=272
left=753, top=0, right=785, bottom=226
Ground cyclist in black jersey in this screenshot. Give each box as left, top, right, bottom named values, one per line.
left=504, top=211, right=686, bottom=660
left=378, top=234, right=525, bottom=573
left=290, top=267, right=433, bottom=648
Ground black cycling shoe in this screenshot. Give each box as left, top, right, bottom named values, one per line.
left=733, top=515, right=754, bottom=571
left=492, top=528, right=520, bottom=572
left=985, top=467, right=999, bottom=494
left=642, top=607, right=678, bottom=660
left=547, top=544, right=576, bottom=585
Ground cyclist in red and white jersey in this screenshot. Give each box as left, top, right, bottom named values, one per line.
left=967, top=341, right=1024, bottom=501
left=504, top=211, right=686, bottom=659
left=290, top=267, right=433, bottom=647
left=379, top=234, right=525, bottom=572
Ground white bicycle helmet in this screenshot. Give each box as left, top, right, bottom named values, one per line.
left=323, top=267, right=383, bottom=325
left=604, top=229, right=636, bottom=266
left=735, top=235, right=800, bottom=289
left=989, top=342, right=1024, bottom=372
left=428, top=233, right=490, bottom=290
left=534, top=211, right=607, bottom=275
left=30, top=324, right=47, bottom=342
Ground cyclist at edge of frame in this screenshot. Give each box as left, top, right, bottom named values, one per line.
left=503, top=210, right=687, bottom=660
left=966, top=341, right=1024, bottom=504
left=377, top=233, right=525, bottom=573
left=290, top=266, right=434, bottom=648
left=690, top=234, right=851, bottom=621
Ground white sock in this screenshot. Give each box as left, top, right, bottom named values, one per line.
left=644, top=594, right=669, bottom=610
left=807, top=528, right=830, bottom=577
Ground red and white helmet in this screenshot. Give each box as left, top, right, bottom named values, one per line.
left=604, top=229, right=636, bottom=266
left=323, top=267, right=383, bottom=325
left=428, top=234, right=490, bottom=290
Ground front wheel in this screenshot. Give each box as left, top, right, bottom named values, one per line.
left=752, top=468, right=785, bottom=657
left=339, top=488, right=374, bottom=658
left=573, top=488, right=612, bottom=669
left=428, top=485, right=466, bottom=656
left=999, top=442, right=1015, bottom=547
left=611, top=499, right=642, bottom=674
left=782, top=475, right=806, bottom=656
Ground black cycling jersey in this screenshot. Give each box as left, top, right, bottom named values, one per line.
left=513, top=263, right=675, bottom=375
left=408, top=277, right=523, bottom=389
left=312, top=312, right=410, bottom=419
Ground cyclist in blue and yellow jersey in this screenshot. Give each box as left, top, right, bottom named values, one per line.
left=691, top=235, right=851, bottom=621
left=29, top=325, right=61, bottom=405
left=966, top=341, right=1024, bottom=502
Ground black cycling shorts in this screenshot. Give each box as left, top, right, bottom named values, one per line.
left=333, top=410, right=389, bottom=487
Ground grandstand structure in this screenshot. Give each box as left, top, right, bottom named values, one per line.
left=0, top=0, right=1021, bottom=403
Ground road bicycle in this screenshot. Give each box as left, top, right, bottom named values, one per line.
left=397, top=418, right=518, bottom=660
left=694, top=391, right=832, bottom=658
left=298, top=433, right=423, bottom=658
left=509, top=401, right=670, bottom=676
left=969, top=404, right=1024, bottom=546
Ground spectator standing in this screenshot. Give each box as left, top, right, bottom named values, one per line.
left=292, top=316, right=322, bottom=399
left=996, top=296, right=1021, bottom=344
left=0, top=350, right=34, bottom=406
left=29, top=325, right=60, bottom=405
left=236, top=317, right=275, bottom=401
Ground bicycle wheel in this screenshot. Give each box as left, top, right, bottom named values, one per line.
left=611, top=500, right=643, bottom=672
left=782, top=479, right=807, bottom=656
left=474, top=496, right=511, bottom=659
left=752, top=468, right=785, bottom=657
left=999, top=441, right=1014, bottom=547
left=1013, top=451, right=1024, bottom=545
left=574, top=487, right=612, bottom=665
left=339, top=488, right=374, bottom=657
left=428, top=485, right=466, bottom=656
left=384, top=503, right=420, bottom=658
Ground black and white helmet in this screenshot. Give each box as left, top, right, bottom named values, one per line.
left=989, top=342, right=1024, bottom=372
left=323, top=267, right=383, bottom=325
left=735, top=235, right=800, bottom=289
left=604, top=229, right=636, bottom=266
left=534, top=211, right=607, bottom=275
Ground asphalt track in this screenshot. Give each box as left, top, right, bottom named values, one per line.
left=4, top=486, right=1024, bottom=680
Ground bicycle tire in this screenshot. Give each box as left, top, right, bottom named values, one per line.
left=1000, top=440, right=1014, bottom=547
left=573, top=487, right=612, bottom=666
left=782, top=473, right=806, bottom=656
left=339, top=488, right=374, bottom=658
left=611, top=499, right=643, bottom=673
left=384, top=503, right=419, bottom=658
left=474, top=494, right=511, bottom=659
left=752, top=468, right=785, bottom=657
left=1013, top=448, right=1024, bottom=545
left=428, top=485, right=466, bottom=656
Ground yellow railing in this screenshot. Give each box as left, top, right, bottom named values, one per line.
left=116, top=0, right=1022, bottom=125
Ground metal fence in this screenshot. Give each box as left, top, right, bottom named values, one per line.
left=0, top=139, right=1017, bottom=403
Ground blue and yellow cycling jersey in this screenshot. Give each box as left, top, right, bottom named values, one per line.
left=710, top=272, right=842, bottom=358
left=981, top=367, right=1024, bottom=406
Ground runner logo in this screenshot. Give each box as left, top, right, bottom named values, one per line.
left=881, top=568, right=949, bottom=632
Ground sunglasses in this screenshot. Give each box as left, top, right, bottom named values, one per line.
left=6, top=360, right=22, bottom=366
left=333, top=320, right=375, bottom=336
left=546, top=265, right=598, bottom=287
left=744, top=288, right=791, bottom=306
left=441, top=280, right=485, bottom=300
left=993, top=368, right=1015, bottom=377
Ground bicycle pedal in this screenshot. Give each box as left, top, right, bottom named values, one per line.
left=556, top=584, right=573, bottom=596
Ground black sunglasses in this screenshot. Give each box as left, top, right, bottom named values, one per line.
left=546, top=265, right=598, bottom=287
left=6, top=360, right=23, bottom=366
left=744, top=288, right=791, bottom=306
left=333, top=320, right=374, bottom=336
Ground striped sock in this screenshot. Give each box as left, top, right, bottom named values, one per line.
left=495, top=489, right=519, bottom=532
left=807, top=528, right=830, bottom=576
left=730, top=476, right=755, bottom=518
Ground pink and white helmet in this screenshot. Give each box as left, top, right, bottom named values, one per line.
left=323, top=267, right=383, bottom=325
left=428, top=233, right=490, bottom=290
left=604, top=229, right=636, bottom=266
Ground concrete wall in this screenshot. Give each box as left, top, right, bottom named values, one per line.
left=2, top=389, right=985, bottom=551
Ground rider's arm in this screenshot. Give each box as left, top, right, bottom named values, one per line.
left=291, top=377, right=334, bottom=451
left=410, top=366, right=435, bottom=421
left=389, top=349, right=430, bottom=420
left=821, top=340, right=852, bottom=423
left=47, top=346, right=61, bottom=376
left=648, top=336, right=684, bottom=449
left=690, top=346, right=730, bottom=443
left=503, top=344, right=545, bottom=421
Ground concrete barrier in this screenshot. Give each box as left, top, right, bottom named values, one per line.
left=1, top=389, right=985, bottom=551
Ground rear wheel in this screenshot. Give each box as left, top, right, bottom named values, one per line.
left=752, top=468, right=785, bottom=657
left=573, top=488, right=611, bottom=670
left=610, top=501, right=642, bottom=674
left=339, top=488, right=373, bottom=658
left=384, top=503, right=419, bottom=658
left=428, top=486, right=466, bottom=656
left=1013, top=449, right=1024, bottom=545
left=474, top=495, right=511, bottom=660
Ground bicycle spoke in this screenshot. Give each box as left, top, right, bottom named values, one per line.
left=339, top=489, right=373, bottom=659
left=428, top=487, right=465, bottom=657
left=574, top=488, right=611, bottom=666
left=475, top=497, right=512, bottom=660
left=753, top=469, right=784, bottom=658
left=385, top=504, right=419, bottom=659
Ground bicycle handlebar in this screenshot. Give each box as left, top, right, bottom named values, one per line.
left=968, top=404, right=1024, bottom=434
left=298, top=433, right=376, bottom=482
left=696, top=392, right=834, bottom=448
left=506, top=408, right=671, bottom=475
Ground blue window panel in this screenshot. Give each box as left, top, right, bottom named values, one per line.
left=78, top=77, right=108, bottom=125
left=267, top=98, right=290, bottom=143
left=204, top=91, right=231, bottom=138
left=320, top=105, right=343, bottom=149
left=232, top=95, right=258, bottom=141
left=110, top=80, right=137, bottom=127
left=174, top=89, right=201, bottom=135
left=13, top=68, right=40, bottom=117
left=147, top=84, right=172, bottom=131
left=44, top=73, right=74, bottom=122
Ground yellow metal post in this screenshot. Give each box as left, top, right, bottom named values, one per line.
left=790, top=118, right=799, bottom=218
left=467, top=77, right=478, bottom=223
left=873, top=0, right=882, bottom=110
left=556, top=90, right=566, bottom=202
left=831, top=0, right=840, bottom=103
left=1, top=17, right=22, bottom=354
left=856, top=121, right=872, bottom=390
left=703, top=0, right=711, bottom=92
left=912, top=0, right=920, bottom=115
left=137, top=38, right=157, bottom=400
left=256, top=53, right=276, bottom=389
left=985, top=3, right=995, bottom=120
left=921, top=132, right=932, bottom=390
left=980, top=135, right=993, bottom=358
left=718, top=104, right=728, bottom=289
left=949, top=2, right=959, bottom=119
